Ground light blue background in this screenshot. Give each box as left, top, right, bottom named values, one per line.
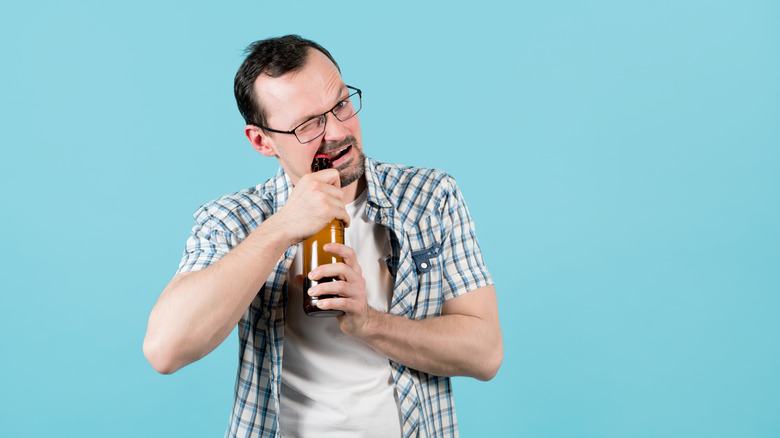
left=1, top=1, right=778, bottom=437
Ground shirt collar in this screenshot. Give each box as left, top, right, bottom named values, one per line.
left=271, top=156, right=392, bottom=217
left=271, top=165, right=294, bottom=213
left=364, top=156, right=393, bottom=210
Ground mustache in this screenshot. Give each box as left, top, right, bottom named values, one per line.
left=317, top=135, right=357, bottom=155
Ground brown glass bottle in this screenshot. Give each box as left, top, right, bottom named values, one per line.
left=302, top=155, right=346, bottom=317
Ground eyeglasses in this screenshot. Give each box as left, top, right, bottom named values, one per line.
left=254, top=86, right=362, bottom=144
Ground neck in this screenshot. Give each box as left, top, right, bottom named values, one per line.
left=341, top=176, right=367, bottom=204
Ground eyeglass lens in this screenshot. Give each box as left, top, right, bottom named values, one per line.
left=295, top=91, right=361, bottom=143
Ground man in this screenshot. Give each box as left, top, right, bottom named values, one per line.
left=143, top=35, right=502, bottom=438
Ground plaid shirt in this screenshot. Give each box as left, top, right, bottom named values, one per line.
left=177, top=157, right=493, bottom=438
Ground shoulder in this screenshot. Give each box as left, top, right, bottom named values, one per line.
left=192, top=173, right=286, bottom=235
left=369, top=158, right=452, bottom=183
left=367, top=158, right=461, bottom=219
left=369, top=158, right=458, bottom=197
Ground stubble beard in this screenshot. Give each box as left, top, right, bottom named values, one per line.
left=319, top=135, right=366, bottom=188
left=337, top=148, right=365, bottom=187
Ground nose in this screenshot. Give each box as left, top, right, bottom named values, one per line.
left=322, top=111, right=349, bottom=142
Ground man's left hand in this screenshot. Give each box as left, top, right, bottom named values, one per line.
left=306, top=242, right=371, bottom=335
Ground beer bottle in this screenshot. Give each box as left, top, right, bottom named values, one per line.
left=302, top=154, right=346, bottom=317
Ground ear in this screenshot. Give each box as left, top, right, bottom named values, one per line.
left=245, top=125, right=277, bottom=157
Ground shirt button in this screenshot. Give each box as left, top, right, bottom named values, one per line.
left=420, top=262, right=428, bottom=269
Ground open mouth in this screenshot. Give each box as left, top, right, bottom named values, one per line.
left=326, top=145, right=351, bottom=163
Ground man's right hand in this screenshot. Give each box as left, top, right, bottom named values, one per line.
left=273, top=168, right=351, bottom=246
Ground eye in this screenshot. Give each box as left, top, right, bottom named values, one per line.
left=297, top=116, right=325, bottom=134
left=333, top=98, right=354, bottom=115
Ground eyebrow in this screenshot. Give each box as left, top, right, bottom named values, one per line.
left=292, top=85, right=350, bottom=128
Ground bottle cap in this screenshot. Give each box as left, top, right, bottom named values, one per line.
left=311, top=155, right=331, bottom=172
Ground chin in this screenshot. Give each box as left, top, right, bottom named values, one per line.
left=339, top=151, right=366, bottom=187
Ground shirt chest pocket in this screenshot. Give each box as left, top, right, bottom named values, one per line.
left=407, top=214, right=444, bottom=274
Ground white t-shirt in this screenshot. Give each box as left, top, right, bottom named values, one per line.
left=280, top=189, right=401, bottom=437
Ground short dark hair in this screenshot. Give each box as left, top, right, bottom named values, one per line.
left=234, top=35, right=340, bottom=127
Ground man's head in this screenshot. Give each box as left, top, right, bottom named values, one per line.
left=235, top=35, right=339, bottom=127
left=235, top=35, right=365, bottom=191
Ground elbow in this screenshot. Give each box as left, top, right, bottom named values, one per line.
left=476, top=339, right=503, bottom=381
left=143, top=334, right=181, bottom=375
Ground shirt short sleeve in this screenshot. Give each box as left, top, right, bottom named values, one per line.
left=438, top=176, right=493, bottom=301
left=176, top=205, right=242, bottom=274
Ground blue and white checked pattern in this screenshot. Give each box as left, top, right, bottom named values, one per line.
left=177, top=157, right=493, bottom=438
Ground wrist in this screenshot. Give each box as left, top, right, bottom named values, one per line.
left=241, top=214, right=296, bottom=258
left=259, top=214, right=298, bottom=248
left=354, top=307, right=386, bottom=342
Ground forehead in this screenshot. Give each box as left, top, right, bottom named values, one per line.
left=254, top=49, right=346, bottom=128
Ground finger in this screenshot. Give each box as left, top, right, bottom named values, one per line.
left=329, top=203, right=351, bottom=228
left=308, top=262, right=360, bottom=284
left=315, top=295, right=349, bottom=311
left=339, top=210, right=351, bottom=229
left=308, top=168, right=342, bottom=189
left=314, top=291, right=368, bottom=326
left=310, top=283, right=365, bottom=310
left=307, top=279, right=347, bottom=297
left=307, top=273, right=365, bottom=299
left=322, top=243, right=361, bottom=273
left=307, top=182, right=350, bottom=227
left=299, top=181, right=342, bottom=208
left=296, top=181, right=351, bottom=228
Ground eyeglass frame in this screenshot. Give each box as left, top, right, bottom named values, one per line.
left=251, top=85, right=362, bottom=144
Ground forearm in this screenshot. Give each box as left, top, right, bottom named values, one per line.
left=356, top=286, right=503, bottom=381
left=362, top=313, right=502, bottom=380
left=143, top=215, right=292, bottom=374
